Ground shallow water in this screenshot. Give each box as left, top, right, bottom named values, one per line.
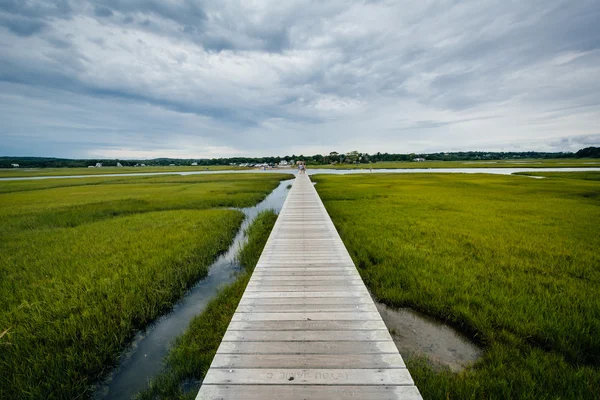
left=1, top=167, right=599, bottom=181
left=376, top=302, right=482, bottom=372
left=92, top=179, right=294, bottom=400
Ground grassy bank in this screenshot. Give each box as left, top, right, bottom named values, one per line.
left=0, top=165, right=247, bottom=178
left=514, top=170, right=600, bottom=181
left=313, top=173, right=600, bottom=399
left=136, top=210, right=278, bottom=400
left=0, top=174, right=288, bottom=399
left=317, top=158, right=600, bottom=170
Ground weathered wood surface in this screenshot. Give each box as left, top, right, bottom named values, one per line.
left=196, top=174, right=422, bottom=399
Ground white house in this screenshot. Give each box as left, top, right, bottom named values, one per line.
left=279, top=160, right=289, bottom=166
left=191, top=162, right=198, bottom=166
left=413, top=158, right=426, bottom=162
left=116, top=162, right=123, bottom=167
left=95, top=163, right=103, bottom=168
left=11, top=163, right=19, bottom=168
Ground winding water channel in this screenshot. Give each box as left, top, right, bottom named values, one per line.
left=93, top=178, right=294, bottom=400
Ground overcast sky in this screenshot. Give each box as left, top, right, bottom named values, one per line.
left=1, top=0, right=599, bottom=158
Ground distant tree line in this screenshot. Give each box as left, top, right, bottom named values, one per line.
left=1, top=147, right=598, bottom=169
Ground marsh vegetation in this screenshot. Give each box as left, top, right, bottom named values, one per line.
left=317, top=158, right=600, bottom=170
left=136, top=210, right=278, bottom=399
left=313, top=172, right=600, bottom=399
left=0, top=174, right=289, bottom=399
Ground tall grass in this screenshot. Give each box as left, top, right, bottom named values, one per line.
left=313, top=173, right=600, bottom=399
left=317, top=158, right=600, bottom=169
left=136, top=210, right=279, bottom=400
left=0, top=165, right=246, bottom=178
left=514, top=171, right=600, bottom=181
left=0, top=174, right=288, bottom=399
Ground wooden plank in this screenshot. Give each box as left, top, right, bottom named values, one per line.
left=209, top=353, right=406, bottom=369
left=222, top=330, right=391, bottom=342
left=241, top=291, right=371, bottom=299
left=216, top=341, right=399, bottom=355
left=226, top=320, right=388, bottom=331
left=235, top=304, right=378, bottom=313
left=203, top=368, right=414, bottom=385
left=247, top=280, right=364, bottom=286
left=197, top=385, right=422, bottom=400
left=244, top=285, right=367, bottom=292
left=250, top=276, right=362, bottom=281
left=237, top=297, right=374, bottom=306
left=231, top=312, right=381, bottom=321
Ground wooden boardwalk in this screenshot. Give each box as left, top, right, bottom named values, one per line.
left=196, top=174, right=422, bottom=399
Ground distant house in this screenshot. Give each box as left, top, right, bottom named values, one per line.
left=95, top=163, right=103, bottom=168
left=116, top=162, right=123, bottom=167
left=279, top=160, right=289, bottom=166
left=191, top=162, right=198, bottom=166
left=413, top=158, right=426, bottom=162
left=169, top=164, right=175, bottom=166
left=11, top=163, right=19, bottom=168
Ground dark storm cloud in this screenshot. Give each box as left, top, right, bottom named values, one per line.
left=0, top=0, right=599, bottom=157
left=0, top=14, right=47, bottom=36
left=93, top=5, right=113, bottom=18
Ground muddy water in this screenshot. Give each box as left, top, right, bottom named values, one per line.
left=376, top=302, right=482, bottom=372
left=92, top=178, right=294, bottom=400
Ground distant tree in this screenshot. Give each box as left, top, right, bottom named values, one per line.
left=576, top=147, right=600, bottom=158
left=345, top=150, right=360, bottom=164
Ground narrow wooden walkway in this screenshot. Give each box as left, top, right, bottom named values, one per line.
left=196, top=174, right=422, bottom=399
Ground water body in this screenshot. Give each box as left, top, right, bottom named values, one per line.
left=376, top=302, right=482, bottom=372
left=1, top=167, right=600, bottom=181
left=92, top=178, right=294, bottom=400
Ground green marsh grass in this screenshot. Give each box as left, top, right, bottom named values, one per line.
left=0, top=165, right=246, bottom=178
left=0, top=174, right=289, bottom=399
left=317, top=158, right=600, bottom=170
left=136, top=210, right=278, bottom=399
left=313, top=173, right=600, bottom=399
left=514, top=171, right=600, bottom=181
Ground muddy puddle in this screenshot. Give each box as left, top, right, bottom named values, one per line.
left=376, top=302, right=482, bottom=372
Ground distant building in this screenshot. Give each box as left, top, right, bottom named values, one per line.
left=11, top=163, right=19, bottom=168
left=95, top=163, right=103, bottom=168
left=413, top=158, right=426, bottom=162
left=116, top=162, right=123, bottom=167
left=169, top=164, right=175, bottom=166
left=191, top=162, right=198, bottom=166
left=279, top=160, right=289, bottom=166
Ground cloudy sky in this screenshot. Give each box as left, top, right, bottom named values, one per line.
left=1, top=0, right=599, bottom=158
